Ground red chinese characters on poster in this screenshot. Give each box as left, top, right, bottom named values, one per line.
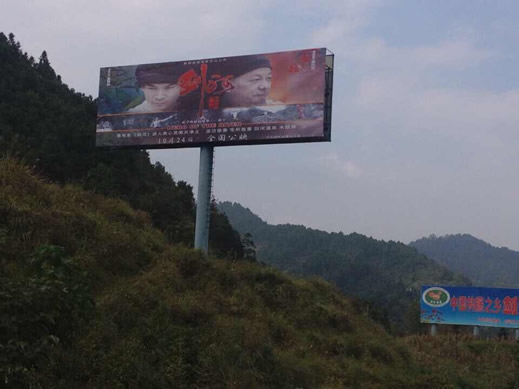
left=450, top=295, right=518, bottom=315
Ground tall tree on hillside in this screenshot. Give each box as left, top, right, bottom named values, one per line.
left=0, top=32, right=244, bottom=257
left=241, top=232, right=257, bottom=262
left=36, top=50, right=56, bottom=80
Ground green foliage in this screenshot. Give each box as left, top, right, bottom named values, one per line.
left=403, top=334, right=519, bottom=389
left=208, top=200, right=244, bottom=258
left=411, top=234, right=519, bottom=288
left=241, top=232, right=257, bottom=262
left=218, top=201, right=469, bottom=334
left=0, top=245, right=94, bottom=388
left=0, top=32, right=244, bottom=258
left=1, top=159, right=518, bottom=388
left=54, top=252, right=423, bottom=389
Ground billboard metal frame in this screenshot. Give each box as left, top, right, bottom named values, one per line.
left=324, top=50, right=334, bottom=142
left=96, top=48, right=334, bottom=150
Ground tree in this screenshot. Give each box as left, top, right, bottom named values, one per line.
left=242, top=232, right=257, bottom=262
left=36, top=50, right=57, bottom=80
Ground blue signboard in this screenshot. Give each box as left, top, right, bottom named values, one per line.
left=420, top=286, right=519, bottom=328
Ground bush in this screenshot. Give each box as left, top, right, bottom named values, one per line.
left=0, top=245, right=94, bottom=387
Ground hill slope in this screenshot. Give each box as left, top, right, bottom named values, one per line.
left=2, top=161, right=519, bottom=388
left=0, top=31, right=242, bottom=256
left=410, top=234, right=519, bottom=288
left=218, top=202, right=471, bottom=333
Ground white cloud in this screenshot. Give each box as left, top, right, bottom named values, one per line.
left=1, top=0, right=272, bottom=96
left=308, top=0, right=494, bottom=74
left=344, top=38, right=494, bottom=71
left=353, top=75, right=519, bottom=142
left=333, top=24, right=512, bottom=143
left=310, top=0, right=383, bottom=46
left=319, top=153, right=362, bottom=178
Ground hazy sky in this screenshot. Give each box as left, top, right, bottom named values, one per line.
left=3, top=0, right=518, bottom=250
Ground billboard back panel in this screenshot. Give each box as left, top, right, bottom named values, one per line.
left=420, top=286, right=519, bottom=328
left=96, top=48, right=333, bottom=149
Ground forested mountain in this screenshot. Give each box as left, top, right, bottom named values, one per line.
left=2, top=158, right=518, bottom=388
left=218, top=202, right=471, bottom=333
left=410, top=234, right=519, bottom=288
left=0, top=32, right=241, bottom=256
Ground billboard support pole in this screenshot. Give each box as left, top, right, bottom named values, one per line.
left=430, top=324, right=437, bottom=336
left=515, top=329, right=519, bottom=341
left=194, top=145, right=214, bottom=253
left=473, top=326, right=480, bottom=337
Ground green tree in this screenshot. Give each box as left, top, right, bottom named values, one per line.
left=0, top=245, right=94, bottom=387
left=242, top=232, right=257, bottom=262
left=0, top=32, right=243, bottom=257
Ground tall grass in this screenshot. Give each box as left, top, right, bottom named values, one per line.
left=1, top=157, right=518, bottom=388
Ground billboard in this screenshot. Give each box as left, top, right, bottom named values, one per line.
left=96, top=48, right=333, bottom=149
left=420, top=286, right=519, bottom=328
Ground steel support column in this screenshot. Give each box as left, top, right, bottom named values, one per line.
left=194, top=145, right=214, bottom=253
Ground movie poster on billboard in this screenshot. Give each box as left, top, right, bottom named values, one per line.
left=96, top=48, right=331, bottom=149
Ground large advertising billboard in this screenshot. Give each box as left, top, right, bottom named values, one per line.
left=96, top=48, right=333, bottom=149
left=420, top=286, right=519, bottom=328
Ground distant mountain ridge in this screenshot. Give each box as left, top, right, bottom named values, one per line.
left=410, top=234, right=519, bottom=288
left=218, top=202, right=470, bottom=333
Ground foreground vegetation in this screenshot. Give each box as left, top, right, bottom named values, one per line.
left=2, top=158, right=518, bottom=388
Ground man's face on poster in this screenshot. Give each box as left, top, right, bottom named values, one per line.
left=141, top=83, right=180, bottom=112
left=226, top=67, right=272, bottom=107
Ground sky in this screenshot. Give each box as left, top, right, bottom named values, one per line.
left=2, top=0, right=518, bottom=250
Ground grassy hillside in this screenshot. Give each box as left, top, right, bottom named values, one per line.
left=218, top=202, right=470, bottom=334
left=411, top=234, right=519, bottom=288
left=2, top=160, right=519, bottom=388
